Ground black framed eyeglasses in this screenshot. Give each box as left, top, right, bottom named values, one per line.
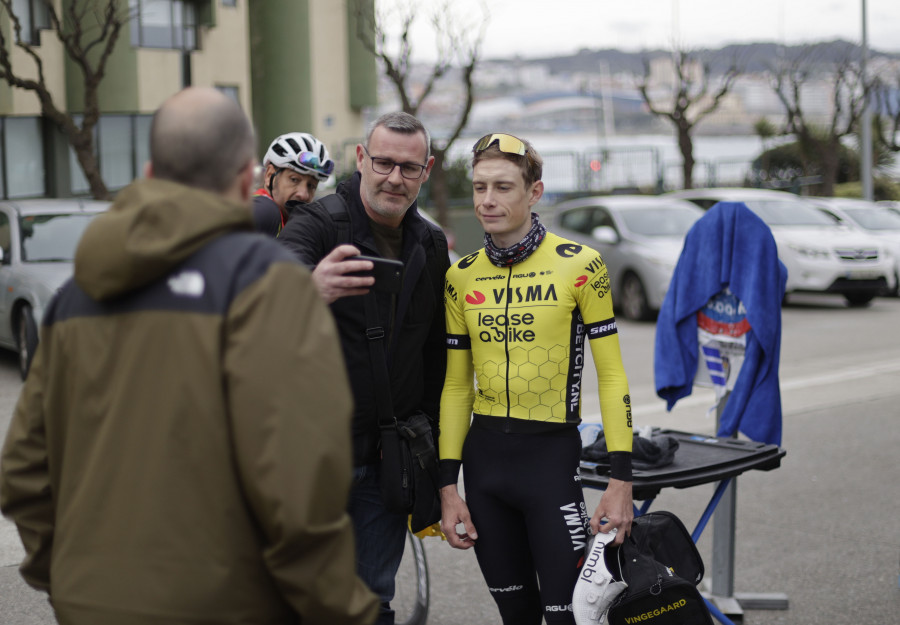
left=362, top=146, right=427, bottom=180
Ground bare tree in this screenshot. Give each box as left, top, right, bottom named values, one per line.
left=353, top=0, right=487, bottom=226
left=770, top=46, right=868, bottom=196
left=638, top=49, right=739, bottom=190
left=0, top=0, right=128, bottom=200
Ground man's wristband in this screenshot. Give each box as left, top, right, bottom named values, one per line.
left=439, top=459, right=462, bottom=488
left=608, top=451, right=632, bottom=482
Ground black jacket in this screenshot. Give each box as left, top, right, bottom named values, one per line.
left=252, top=192, right=283, bottom=237
left=279, top=173, right=450, bottom=466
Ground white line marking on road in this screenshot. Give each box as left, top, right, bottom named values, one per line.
left=584, top=357, right=900, bottom=421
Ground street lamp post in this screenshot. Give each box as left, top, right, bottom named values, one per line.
left=861, top=0, right=873, bottom=201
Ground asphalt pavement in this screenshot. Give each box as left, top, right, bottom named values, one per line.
left=1, top=296, right=899, bottom=624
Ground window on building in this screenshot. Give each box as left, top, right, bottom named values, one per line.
left=99, top=116, right=135, bottom=191
left=215, top=85, right=240, bottom=106
left=222, top=0, right=236, bottom=7
left=129, top=0, right=199, bottom=50
left=12, top=0, right=51, bottom=46
left=4, top=117, right=45, bottom=198
left=67, top=115, right=155, bottom=195
left=135, top=116, right=153, bottom=177
left=67, top=116, right=93, bottom=196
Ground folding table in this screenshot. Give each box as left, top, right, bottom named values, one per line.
left=579, top=428, right=787, bottom=625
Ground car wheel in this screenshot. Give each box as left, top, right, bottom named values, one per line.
left=844, top=292, right=875, bottom=307
left=18, top=305, right=38, bottom=381
left=620, top=272, right=652, bottom=321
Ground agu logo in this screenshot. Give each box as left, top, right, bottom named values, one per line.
left=466, top=290, right=486, bottom=305
left=575, top=275, right=588, bottom=287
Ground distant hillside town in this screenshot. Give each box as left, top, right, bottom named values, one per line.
left=377, top=40, right=900, bottom=141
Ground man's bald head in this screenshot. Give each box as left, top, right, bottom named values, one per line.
left=149, top=87, right=256, bottom=193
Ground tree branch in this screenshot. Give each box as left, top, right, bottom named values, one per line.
left=693, top=63, right=739, bottom=122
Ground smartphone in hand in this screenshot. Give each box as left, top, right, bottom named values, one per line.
left=346, top=255, right=404, bottom=294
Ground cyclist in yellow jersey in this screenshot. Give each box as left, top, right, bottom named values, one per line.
left=438, top=134, right=634, bottom=625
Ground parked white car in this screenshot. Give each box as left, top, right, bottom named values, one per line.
left=551, top=195, right=705, bottom=320
left=807, top=197, right=900, bottom=295
left=665, top=188, right=896, bottom=306
left=0, top=199, right=109, bottom=378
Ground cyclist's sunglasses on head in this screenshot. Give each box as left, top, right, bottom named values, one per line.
left=297, top=151, right=335, bottom=176
left=473, top=133, right=528, bottom=156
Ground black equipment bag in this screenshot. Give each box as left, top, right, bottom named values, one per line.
left=608, top=511, right=713, bottom=625
left=379, top=410, right=443, bottom=532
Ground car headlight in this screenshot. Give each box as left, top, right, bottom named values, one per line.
left=787, top=243, right=831, bottom=259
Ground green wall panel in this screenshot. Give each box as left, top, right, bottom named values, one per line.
left=65, top=0, right=138, bottom=114
left=346, top=0, right=376, bottom=111
left=249, top=0, right=312, bottom=157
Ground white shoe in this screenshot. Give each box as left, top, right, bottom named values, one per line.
left=572, top=529, right=628, bottom=625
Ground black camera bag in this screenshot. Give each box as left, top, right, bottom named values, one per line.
left=379, top=411, right=442, bottom=532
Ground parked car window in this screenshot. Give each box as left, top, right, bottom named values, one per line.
left=846, top=208, right=900, bottom=230
left=688, top=198, right=719, bottom=210
left=743, top=200, right=835, bottom=227
left=594, top=209, right=616, bottom=231
left=558, top=207, right=595, bottom=235
left=619, top=207, right=702, bottom=237
left=19, top=213, right=97, bottom=262
left=0, top=212, right=9, bottom=262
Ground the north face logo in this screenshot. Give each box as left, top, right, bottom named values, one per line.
left=168, top=270, right=205, bottom=297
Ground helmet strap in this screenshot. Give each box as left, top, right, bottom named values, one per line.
left=267, top=168, right=281, bottom=196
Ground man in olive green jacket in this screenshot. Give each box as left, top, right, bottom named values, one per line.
left=0, top=87, right=377, bottom=625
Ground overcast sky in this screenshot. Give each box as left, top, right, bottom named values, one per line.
left=376, top=0, right=900, bottom=60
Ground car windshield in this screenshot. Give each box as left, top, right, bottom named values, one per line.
left=619, top=206, right=702, bottom=236
left=741, top=200, right=837, bottom=226
left=19, top=212, right=99, bottom=262
left=845, top=207, right=900, bottom=230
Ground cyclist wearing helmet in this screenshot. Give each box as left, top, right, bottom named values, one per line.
left=253, top=132, right=335, bottom=237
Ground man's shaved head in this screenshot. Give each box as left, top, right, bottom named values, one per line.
left=150, top=87, right=256, bottom=193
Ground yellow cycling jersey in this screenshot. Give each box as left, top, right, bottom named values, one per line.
left=439, top=232, right=633, bottom=463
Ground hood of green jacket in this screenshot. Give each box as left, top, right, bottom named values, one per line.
left=75, top=178, right=253, bottom=301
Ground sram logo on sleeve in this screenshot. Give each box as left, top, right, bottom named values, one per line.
left=586, top=317, right=618, bottom=339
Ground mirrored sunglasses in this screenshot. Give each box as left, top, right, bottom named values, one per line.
left=297, top=151, right=335, bottom=176
left=473, top=133, right=528, bottom=156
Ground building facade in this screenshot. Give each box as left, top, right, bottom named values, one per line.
left=0, top=0, right=376, bottom=199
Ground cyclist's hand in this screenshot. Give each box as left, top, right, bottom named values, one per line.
left=591, top=478, right=633, bottom=545
left=311, top=245, right=375, bottom=304
left=440, top=485, right=477, bottom=550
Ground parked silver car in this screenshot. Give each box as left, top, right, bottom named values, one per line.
left=551, top=195, right=705, bottom=320
left=665, top=188, right=896, bottom=306
left=807, top=197, right=900, bottom=295
left=0, top=199, right=109, bottom=378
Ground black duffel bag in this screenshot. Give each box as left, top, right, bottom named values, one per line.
left=607, top=511, right=713, bottom=625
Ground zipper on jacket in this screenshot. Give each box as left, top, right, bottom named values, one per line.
left=503, top=267, right=512, bottom=432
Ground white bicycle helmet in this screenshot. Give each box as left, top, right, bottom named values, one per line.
left=263, top=132, right=334, bottom=181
